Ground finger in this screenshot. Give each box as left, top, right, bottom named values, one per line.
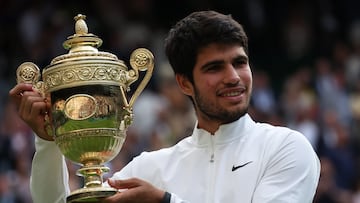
left=9, top=83, right=34, bottom=106
left=102, top=192, right=124, bottom=203
left=18, top=91, right=42, bottom=116
left=9, top=83, right=33, bottom=96
left=29, top=100, right=47, bottom=120
left=19, top=92, right=45, bottom=122
left=107, top=178, right=142, bottom=189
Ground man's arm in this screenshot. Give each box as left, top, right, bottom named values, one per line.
left=10, top=84, right=70, bottom=202
left=252, top=131, right=320, bottom=203
left=30, top=136, right=70, bottom=203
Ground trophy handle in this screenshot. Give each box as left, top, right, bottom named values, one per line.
left=16, top=62, right=44, bottom=95
left=125, top=48, right=155, bottom=108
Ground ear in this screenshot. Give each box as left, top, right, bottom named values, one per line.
left=176, top=74, right=194, bottom=96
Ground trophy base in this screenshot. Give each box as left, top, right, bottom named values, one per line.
left=67, top=187, right=117, bottom=203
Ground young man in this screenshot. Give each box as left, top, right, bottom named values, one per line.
left=10, top=10, right=320, bottom=203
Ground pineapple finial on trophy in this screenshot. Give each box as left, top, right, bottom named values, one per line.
left=63, top=14, right=102, bottom=51
left=74, top=14, right=88, bottom=35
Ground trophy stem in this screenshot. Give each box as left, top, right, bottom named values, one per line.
left=77, top=165, right=109, bottom=188
left=67, top=165, right=117, bottom=203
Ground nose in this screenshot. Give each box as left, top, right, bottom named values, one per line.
left=223, top=65, right=240, bottom=85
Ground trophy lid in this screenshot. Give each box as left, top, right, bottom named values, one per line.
left=43, top=14, right=129, bottom=92
left=50, top=14, right=119, bottom=65
left=63, top=14, right=102, bottom=50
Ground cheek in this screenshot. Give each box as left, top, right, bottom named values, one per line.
left=246, top=73, right=253, bottom=93
left=246, top=74, right=253, bottom=86
left=240, top=68, right=253, bottom=85
left=193, top=72, right=216, bottom=87
left=199, top=76, right=219, bottom=91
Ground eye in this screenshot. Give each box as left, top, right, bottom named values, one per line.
left=205, top=65, right=220, bottom=72
left=233, top=57, right=248, bottom=68
left=202, top=62, right=222, bottom=73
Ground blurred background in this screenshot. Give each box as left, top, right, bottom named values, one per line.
left=1, top=0, right=360, bottom=202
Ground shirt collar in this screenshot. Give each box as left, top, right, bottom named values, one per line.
left=191, top=113, right=255, bottom=146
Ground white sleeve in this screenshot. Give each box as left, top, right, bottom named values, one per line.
left=252, top=131, right=320, bottom=203
left=30, top=136, right=70, bottom=203
left=169, top=192, right=190, bottom=203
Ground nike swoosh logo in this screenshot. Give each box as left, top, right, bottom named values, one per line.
left=232, top=161, right=253, bottom=171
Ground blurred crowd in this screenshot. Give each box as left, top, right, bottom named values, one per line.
left=1, top=0, right=360, bottom=202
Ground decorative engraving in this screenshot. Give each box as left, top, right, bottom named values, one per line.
left=130, top=48, right=154, bottom=71
left=43, top=65, right=129, bottom=92
left=78, top=67, right=94, bottom=80
left=16, top=62, right=41, bottom=84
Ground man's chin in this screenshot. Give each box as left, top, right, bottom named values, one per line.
left=220, top=108, right=247, bottom=124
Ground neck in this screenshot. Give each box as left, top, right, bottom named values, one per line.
left=196, top=114, right=223, bottom=135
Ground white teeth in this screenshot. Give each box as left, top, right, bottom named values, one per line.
left=223, top=91, right=241, bottom=96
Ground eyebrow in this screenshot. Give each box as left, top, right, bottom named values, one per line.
left=200, top=54, right=249, bottom=71
left=234, top=55, right=249, bottom=63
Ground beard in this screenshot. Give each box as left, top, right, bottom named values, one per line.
left=193, top=85, right=249, bottom=124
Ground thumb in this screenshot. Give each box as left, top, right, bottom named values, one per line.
left=107, top=178, right=120, bottom=188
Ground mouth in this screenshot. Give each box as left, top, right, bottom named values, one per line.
left=222, top=91, right=242, bottom=97
left=218, top=87, right=246, bottom=97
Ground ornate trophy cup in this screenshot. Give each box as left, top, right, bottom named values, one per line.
left=16, top=14, right=154, bottom=202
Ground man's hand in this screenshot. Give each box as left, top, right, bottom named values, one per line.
left=103, top=178, right=165, bottom=203
left=9, top=83, right=53, bottom=141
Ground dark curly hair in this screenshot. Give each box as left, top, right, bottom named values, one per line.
left=164, top=10, right=248, bottom=83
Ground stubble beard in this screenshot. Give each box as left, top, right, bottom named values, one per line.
left=193, top=86, right=249, bottom=124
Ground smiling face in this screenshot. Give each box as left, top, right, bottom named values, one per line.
left=176, top=43, right=252, bottom=133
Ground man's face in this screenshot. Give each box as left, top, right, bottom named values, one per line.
left=177, top=43, right=252, bottom=132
